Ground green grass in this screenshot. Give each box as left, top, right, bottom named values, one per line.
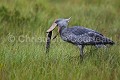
left=0, top=0, right=120, bottom=80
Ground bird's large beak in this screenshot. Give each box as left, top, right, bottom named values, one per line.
left=46, top=23, right=57, bottom=33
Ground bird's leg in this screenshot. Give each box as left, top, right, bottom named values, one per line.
left=78, top=45, right=84, bottom=60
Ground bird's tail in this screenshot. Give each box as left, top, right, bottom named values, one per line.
left=105, top=38, right=115, bottom=45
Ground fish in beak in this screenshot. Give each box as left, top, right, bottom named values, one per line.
left=46, top=23, right=57, bottom=33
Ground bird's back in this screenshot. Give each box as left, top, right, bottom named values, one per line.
left=67, top=26, right=103, bottom=36
left=60, top=26, right=114, bottom=45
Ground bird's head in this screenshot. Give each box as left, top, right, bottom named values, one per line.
left=46, top=17, right=71, bottom=33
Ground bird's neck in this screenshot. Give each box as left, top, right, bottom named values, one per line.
left=58, top=26, right=66, bottom=33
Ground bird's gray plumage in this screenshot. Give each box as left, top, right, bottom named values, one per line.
left=59, top=26, right=114, bottom=46
left=53, top=18, right=115, bottom=60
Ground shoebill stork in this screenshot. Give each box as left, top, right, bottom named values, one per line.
left=46, top=17, right=115, bottom=60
